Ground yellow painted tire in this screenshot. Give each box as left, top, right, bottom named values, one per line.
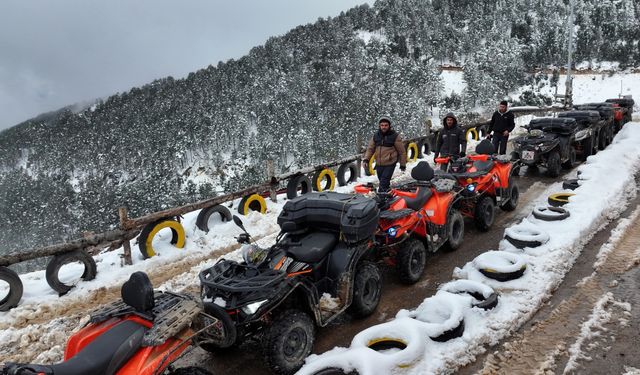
left=238, top=194, right=267, bottom=215
left=406, top=142, right=419, bottom=163
left=465, top=127, right=479, bottom=141
left=548, top=192, right=575, bottom=207
left=312, top=168, right=336, bottom=192
left=364, top=155, right=376, bottom=176
left=138, top=218, right=186, bottom=259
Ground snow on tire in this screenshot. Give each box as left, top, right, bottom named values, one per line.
left=504, top=220, right=550, bottom=248
left=562, top=178, right=580, bottom=190
left=438, top=279, right=499, bottom=310
left=547, top=192, right=575, bottom=207
left=350, top=318, right=425, bottom=369
left=532, top=206, right=570, bottom=221
left=138, top=218, right=186, bottom=259
left=398, top=294, right=465, bottom=342
left=0, top=266, right=23, bottom=311
left=45, top=250, right=97, bottom=295
left=473, top=251, right=527, bottom=282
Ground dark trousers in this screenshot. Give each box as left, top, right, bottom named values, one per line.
left=376, top=164, right=396, bottom=192
left=491, top=133, right=509, bottom=155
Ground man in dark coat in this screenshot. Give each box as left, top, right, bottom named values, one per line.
left=487, top=100, right=515, bottom=155
left=363, top=116, right=407, bottom=192
left=434, top=113, right=467, bottom=168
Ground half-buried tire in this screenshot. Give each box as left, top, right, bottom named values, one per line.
left=286, top=174, right=312, bottom=199
left=532, top=206, right=570, bottom=221
left=548, top=192, right=575, bottom=207
left=45, top=250, right=97, bottom=295
left=473, top=251, right=527, bottom=282
left=337, top=162, right=358, bottom=186
left=196, top=205, right=232, bottom=232
left=138, top=218, right=186, bottom=259
left=0, top=266, right=23, bottom=311
left=238, top=194, right=267, bottom=215
left=562, top=179, right=580, bottom=190
left=312, top=168, right=336, bottom=192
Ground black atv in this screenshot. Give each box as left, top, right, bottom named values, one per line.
left=556, top=110, right=602, bottom=160
left=573, top=102, right=616, bottom=148
left=511, top=117, right=579, bottom=177
left=194, top=192, right=382, bottom=375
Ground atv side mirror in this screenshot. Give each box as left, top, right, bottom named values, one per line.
left=232, top=215, right=246, bottom=231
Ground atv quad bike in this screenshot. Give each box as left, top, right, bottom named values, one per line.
left=511, top=117, right=579, bottom=177
left=354, top=161, right=464, bottom=284
left=435, top=139, right=519, bottom=230
left=574, top=102, right=616, bottom=147
left=605, top=96, right=635, bottom=129
left=195, top=193, right=382, bottom=375
left=1, top=272, right=213, bottom=375
left=556, top=110, right=602, bottom=160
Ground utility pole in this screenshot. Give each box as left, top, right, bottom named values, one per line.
left=564, top=0, right=576, bottom=108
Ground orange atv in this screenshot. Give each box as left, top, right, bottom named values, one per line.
left=435, top=139, right=519, bottom=231
left=1, top=272, right=214, bottom=375
left=355, top=161, right=465, bottom=284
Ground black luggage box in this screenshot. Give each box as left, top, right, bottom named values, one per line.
left=605, top=97, right=635, bottom=108
left=557, top=110, right=601, bottom=125
left=278, top=192, right=379, bottom=244
left=528, top=117, right=577, bottom=135
left=574, top=103, right=614, bottom=120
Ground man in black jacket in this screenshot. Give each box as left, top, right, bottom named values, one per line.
left=434, top=113, right=466, bottom=169
left=487, top=100, right=515, bottom=155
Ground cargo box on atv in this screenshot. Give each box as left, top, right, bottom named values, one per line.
left=574, top=103, right=615, bottom=120
left=605, top=97, right=635, bottom=109
left=557, top=110, right=601, bottom=125
left=528, top=117, right=578, bottom=135
left=278, top=192, right=379, bottom=244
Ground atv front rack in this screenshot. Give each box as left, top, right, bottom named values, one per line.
left=200, top=260, right=292, bottom=308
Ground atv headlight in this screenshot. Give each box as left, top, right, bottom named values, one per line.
left=466, top=183, right=477, bottom=192
left=575, top=129, right=588, bottom=141
left=241, top=299, right=268, bottom=315
left=387, top=226, right=398, bottom=238
left=241, top=244, right=267, bottom=265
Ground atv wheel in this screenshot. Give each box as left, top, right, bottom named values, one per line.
left=169, top=367, right=214, bottom=375
left=562, top=147, right=576, bottom=169
left=444, top=210, right=464, bottom=251
left=599, top=129, right=608, bottom=149
left=197, top=302, right=238, bottom=351
left=474, top=196, right=495, bottom=231
left=349, top=261, right=382, bottom=317
left=396, top=238, right=427, bottom=284
left=582, top=137, right=594, bottom=160
left=546, top=150, right=561, bottom=177
left=500, top=177, right=519, bottom=212
left=263, top=309, right=315, bottom=375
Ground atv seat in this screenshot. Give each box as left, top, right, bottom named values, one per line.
left=4, top=320, right=147, bottom=375
left=472, top=160, right=494, bottom=172
left=402, top=187, right=432, bottom=211
left=286, top=231, right=338, bottom=263
left=122, top=271, right=155, bottom=318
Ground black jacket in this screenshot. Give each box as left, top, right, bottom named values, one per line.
left=488, top=110, right=515, bottom=134
left=435, top=115, right=467, bottom=157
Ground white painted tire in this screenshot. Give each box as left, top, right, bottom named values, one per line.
left=473, top=251, right=527, bottom=281
left=504, top=221, right=550, bottom=248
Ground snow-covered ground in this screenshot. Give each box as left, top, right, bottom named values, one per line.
left=1, top=72, right=639, bottom=371
left=299, top=122, right=640, bottom=374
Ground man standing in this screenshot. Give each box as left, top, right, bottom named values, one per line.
left=433, top=113, right=466, bottom=167
left=363, top=116, right=407, bottom=193
left=487, top=100, right=515, bottom=155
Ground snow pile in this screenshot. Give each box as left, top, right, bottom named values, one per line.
left=299, top=122, right=640, bottom=375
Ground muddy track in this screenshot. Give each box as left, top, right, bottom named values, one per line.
left=474, top=205, right=640, bottom=375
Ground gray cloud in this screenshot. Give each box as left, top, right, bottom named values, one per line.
left=0, top=0, right=370, bottom=130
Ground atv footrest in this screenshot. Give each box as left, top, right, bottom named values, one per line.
left=380, top=209, right=414, bottom=220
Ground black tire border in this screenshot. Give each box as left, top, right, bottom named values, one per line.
left=532, top=206, right=570, bottom=221
left=195, top=205, right=232, bottom=232
left=197, top=301, right=238, bottom=351
left=337, top=162, right=358, bottom=186
left=0, top=266, right=23, bottom=311
left=286, top=174, right=312, bottom=199
left=479, top=265, right=527, bottom=282
left=45, top=250, right=97, bottom=295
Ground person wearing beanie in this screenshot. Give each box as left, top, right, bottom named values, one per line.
left=433, top=112, right=467, bottom=169
left=362, top=116, right=407, bottom=193
left=486, top=100, right=515, bottom=155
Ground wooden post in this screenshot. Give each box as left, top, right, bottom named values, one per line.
left=119, top=207, right=133, bottom=265
left=267, top=159, right=277, bottom=203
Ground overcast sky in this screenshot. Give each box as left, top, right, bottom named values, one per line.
left=0, top=1, right=371, bottom=131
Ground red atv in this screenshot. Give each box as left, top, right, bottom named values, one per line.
left=1, top=272, right=213, bottom=375
left=355, top=161, right=464, bottom=284
left=435, top=140, right=519, bottom=231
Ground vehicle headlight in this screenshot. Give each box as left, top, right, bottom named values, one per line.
left=387, top=226, right=398, bottom=238
left=575, top=129, right=587, bottom=140
left=241, top=243, right=267, bottom=265
left=241, top=299, right=268, bottom=315
left=466, top=183, right=476, bottom=192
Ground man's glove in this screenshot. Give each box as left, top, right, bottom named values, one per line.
left=400, top=165, right=406, bottom=172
